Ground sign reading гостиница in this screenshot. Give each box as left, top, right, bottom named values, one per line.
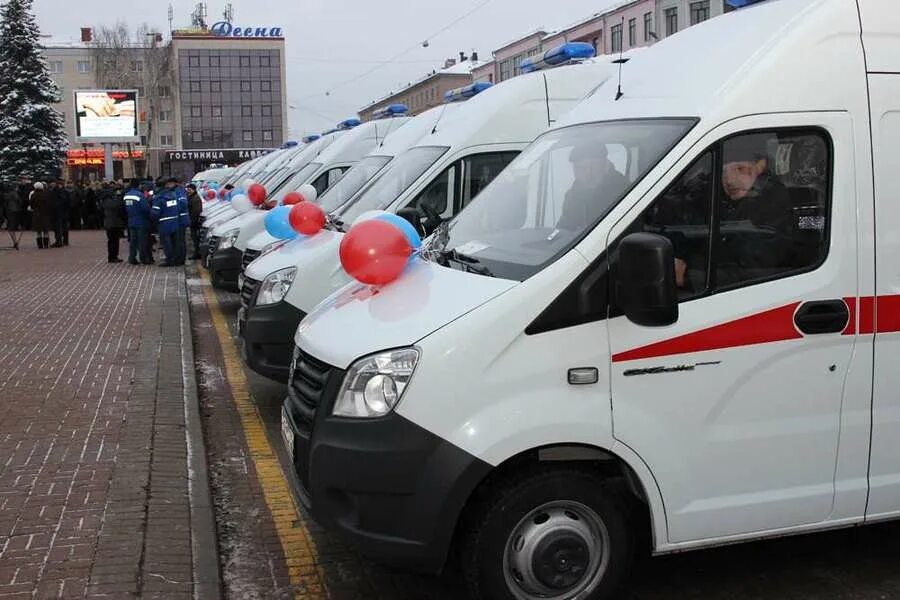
left=210, top=21, right=284, bottom=38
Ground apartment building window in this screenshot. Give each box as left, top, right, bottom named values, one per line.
left=160, top=134, right=173, bottom=147
left=644, top=12, right=654, bottom=41
left=665, top=7, right=679, bottom=36
left=242, top=105, right=252, bottom=117
left=130, top=60, right=143, bottom=72
left=159, top=110, right=172, bottom=122
left=260, top=80, right=272, bottom=92
left=76, top=60, right=90, bottom=74
left=499, top=59, right=512, bottom=82
left=210, top=81, right=221, bottom=93
left=259, top=55, right=271, bottom=67
left=49, top=60, right=63, bottom=74
left=211, top=106, right=222, bottom=117
left=140, top=135, right=147, bottom=146
left=158, top=85, right=171, bottom=98
left=240, top=56, right=251, bottom=67
left=262, top=130, right=273, bottom=141
left=611, top=24, right=623, bottom=53
left=690, top=1, right=711, bottom=24
left=628, top=18, right=637, bottom=47
left=189, top=55, right=200, bottom=67
left=261, top=105, right=273, bottom=117
left=209, top=56, right=220, bottom=67
left=191, top=131, right=202, bottom=142
left=240, top=81, right=251, bottom=92
left=189, top=81, right=201, bottom=92
left=191, top=106, right=202, bottom=117
left=243, top=130, right=253, bottom=142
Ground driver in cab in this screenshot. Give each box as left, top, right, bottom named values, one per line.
left=557, top=143, right=627, bottom=232
left=675, top=134, right=794, bottom=288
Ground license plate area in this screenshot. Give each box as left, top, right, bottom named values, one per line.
left=281, top=407, right=295, bottom=461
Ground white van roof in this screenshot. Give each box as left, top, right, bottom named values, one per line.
left=367, top=104, right=462, bottom=158
left=312, top=118, right=412, bottom=167
left=858, top=0, right=900, bottom=72
left=415, top=57, right=619, bottom=150
left=559, top=0, right=875, bottom=130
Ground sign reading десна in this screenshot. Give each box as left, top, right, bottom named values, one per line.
left=210, top=21, right=283, bottom=38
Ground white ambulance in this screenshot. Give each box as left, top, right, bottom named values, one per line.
left=285, top=1, right=900, bottom=598
left=208, top=116, right=410, bottom=290
left=238, top=101, right=466, bottom=381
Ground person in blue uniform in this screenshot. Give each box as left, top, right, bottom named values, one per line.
left=151, top=177, right=188, bottom=267
left=124, top=179, right=152, bottom=265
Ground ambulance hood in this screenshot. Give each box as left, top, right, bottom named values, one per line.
left=211, top=209, right=264, bottom=236
left=245, top=230, right=342, bottom=283
left=297, top=260, right=516, bottom=370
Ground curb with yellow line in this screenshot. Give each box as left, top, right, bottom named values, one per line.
left=200, top=269, right=329, bottom=599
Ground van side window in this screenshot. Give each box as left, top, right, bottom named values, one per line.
left=715, top=130, right=830, bottom=289
left=460, top=152, right=519, bottom=209
left=410, top=164, right=456, bottom=219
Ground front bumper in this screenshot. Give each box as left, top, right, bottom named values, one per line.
left=209, top=247, right=242, bottom=292
left=238, top=296, right=304, bottom=383
left=282, top=350, right=491, bottom=574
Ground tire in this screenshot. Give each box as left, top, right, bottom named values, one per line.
left=461, top=468, right=635, bottom=600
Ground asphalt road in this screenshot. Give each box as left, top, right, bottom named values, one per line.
left=216, top=288, right=900, bottom=600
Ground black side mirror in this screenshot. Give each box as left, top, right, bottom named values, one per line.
left=396, top=207, right=426, bottom=237
left=616, top=233, right=678, bottom=327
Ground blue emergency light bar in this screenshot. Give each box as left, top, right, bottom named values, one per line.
left=302, top=135, right=320, bottom=143
left=337, top=118, right=362, bottom=130
left=520, top=42, right=596, bottom=74
left=372, top=104, right=409, bottom=120
left=443, top=81, right=493, bottom=103
left=725, top=0, right=765, bottom=6
left=281, top=141, right=299, bottom=148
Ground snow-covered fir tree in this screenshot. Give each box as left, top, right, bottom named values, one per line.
left=0, top=0, right=67, bottom=183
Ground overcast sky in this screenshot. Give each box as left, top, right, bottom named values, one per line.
left=34, top=0, right=623, bottom=138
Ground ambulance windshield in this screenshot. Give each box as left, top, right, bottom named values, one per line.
left=439, top=119, right=696, bottom=281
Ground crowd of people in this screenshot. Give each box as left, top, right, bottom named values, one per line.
left=1, top=176, right=204, bottom=266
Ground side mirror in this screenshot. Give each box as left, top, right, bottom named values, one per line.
left=615, top=232, right=678, bottom=327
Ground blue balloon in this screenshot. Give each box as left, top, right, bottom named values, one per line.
left=265, top=206, right=297, bottom=240
left=376, top=213, right=422, bottom=250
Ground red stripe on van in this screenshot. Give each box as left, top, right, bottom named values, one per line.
left=860, top=296, right=876, bottom=335
left=877, top=295, right=900, bottom=333
left=843, top=297, right=857, bottom=336
left=612, top=303, right=803, bottom=363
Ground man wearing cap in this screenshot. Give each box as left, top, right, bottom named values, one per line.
left=151, top=177, right=187, bottom=267
left=124, top=179, right=152, bottom=265
left=557, top=143, right=628, bottom=232
left=673, top=134, right=793, bottom=288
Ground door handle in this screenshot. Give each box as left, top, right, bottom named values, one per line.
left=794, top=300, right=849, bottom=335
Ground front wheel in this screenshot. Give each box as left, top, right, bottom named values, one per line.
left=461, top=468, right=635, bottom=600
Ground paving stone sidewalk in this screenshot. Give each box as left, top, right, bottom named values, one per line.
left=0, top=231, right=219, bottom=599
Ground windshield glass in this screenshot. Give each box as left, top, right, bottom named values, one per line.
left=339, top=146, right=448, bottom=224
left=271, top=162, right=322, bottom=203
left=319, top=156, right=392, bottom=214
left=439, top=119, right=696, bottom=281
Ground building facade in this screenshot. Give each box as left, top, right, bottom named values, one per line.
left=473, top=0, right=732, bottom=84
left=358, top=55, right=483, bottom=121
left=42, top=22, right=288, bottom=181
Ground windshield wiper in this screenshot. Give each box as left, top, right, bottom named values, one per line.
left=326, top=213, right=345, bottom=232
left=443, top=249, right=494, bottom=278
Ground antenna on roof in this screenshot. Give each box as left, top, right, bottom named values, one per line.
left=168, top=4, right=174, bottom=32
left=224, top=3, right=234, bottom=23
left=613, top=16, right=626, bottom=101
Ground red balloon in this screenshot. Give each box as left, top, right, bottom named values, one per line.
left=205, top=189, right=216, bottom=200
left=248, top=183, right=267, bottom=205
left=339, top=220, right=413, bottom=285
left=282, top=191, right=304, bottom=206
left=219, top=188, right=227, bottom=198
left=289, top=202, right=326, bottom=235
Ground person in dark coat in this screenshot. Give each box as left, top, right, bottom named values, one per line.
left=18, top=178, right=32, bottom=230
left=29, top=182, right=53, bottom=249
left=82, top=184, right=99, bottom=229
left=100, top=183, right=127, bottom=263
left=69, top=182, right=83, bottom=230
left=186, top=184, right=203, bottom=259
left=3, top=182, right=24, bottom=233
left=51, top=179, right=71, bottom=247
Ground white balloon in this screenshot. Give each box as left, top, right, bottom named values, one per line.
left=232, top=193, right=254, bottom=213
left=242, top=178, right=256, bottom=190
left=298, top=183, right=318, bottom=203
left=352, top=209, right=389, bottom=227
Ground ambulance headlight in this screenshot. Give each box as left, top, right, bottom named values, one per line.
left=256, top=267, right=296, bottom=306
left=218, top=229, right=240, bottom=250
left=334, top=348, right=419, bottom=418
